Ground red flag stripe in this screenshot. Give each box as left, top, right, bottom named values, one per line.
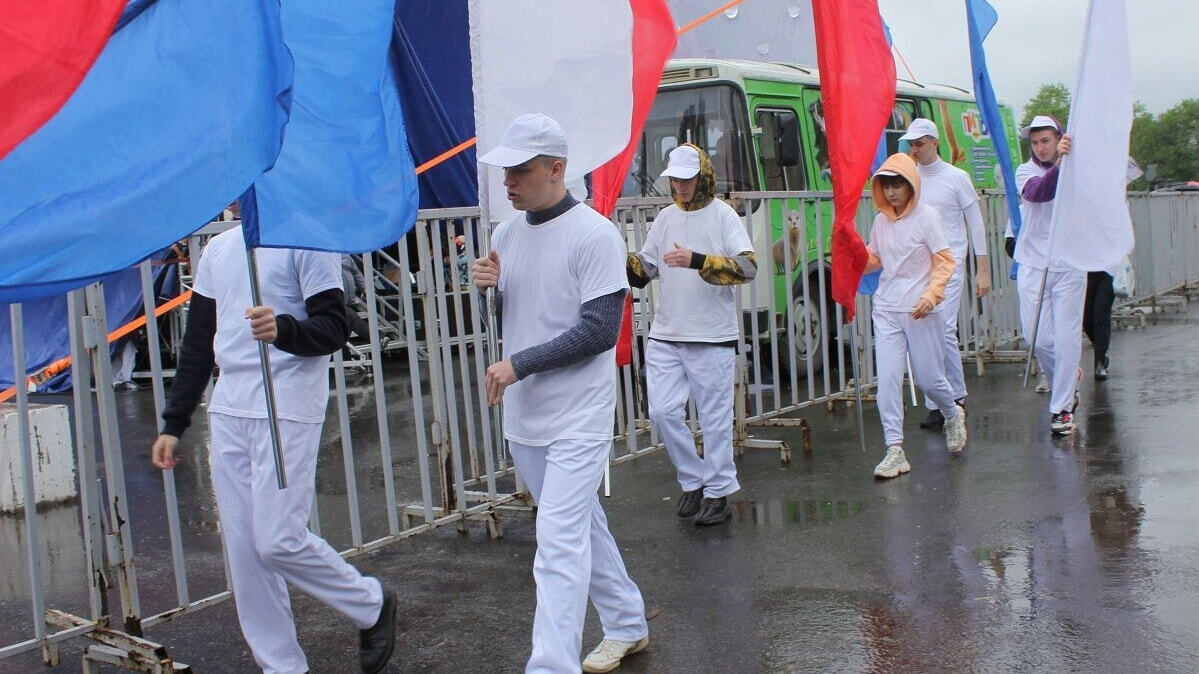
left=0, top=0, right=127, bottom=160
left=811, top=0, right=896, bottom=322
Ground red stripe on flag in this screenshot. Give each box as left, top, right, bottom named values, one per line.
left=811, top=0, right=895, bottom=322
left=0, top=0, right=127, bottom=159
left=592, top=0, right=676, bottom=367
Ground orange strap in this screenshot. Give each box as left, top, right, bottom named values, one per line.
left=0, top=289, right=193, bottom=403
left=676, top=0, right=744, bottom=36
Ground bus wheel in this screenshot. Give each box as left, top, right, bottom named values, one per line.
left=789, top=274, right=828, bottom=376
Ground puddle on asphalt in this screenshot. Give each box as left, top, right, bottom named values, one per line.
left=729, top=497, right=864, bottom=527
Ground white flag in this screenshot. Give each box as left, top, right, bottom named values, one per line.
left=469, top=1, right=634, bottom=223
left=1049, top=0, right=1135, bottom=271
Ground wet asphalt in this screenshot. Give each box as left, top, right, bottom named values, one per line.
left=2, top=312, right=1198, bottom=673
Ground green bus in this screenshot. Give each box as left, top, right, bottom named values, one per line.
left=619, top=58, right=1022, bottom=371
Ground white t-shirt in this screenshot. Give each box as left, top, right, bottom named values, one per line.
left=1013, top=158, right=1065, bottom=271
left=638, top=199, right=753, bottom=342
left=867, top=202, right=950, bottom=313
left=493, top=204, right=628, bottom=445
left=917, top=158, right=983, bottom=261
left=193, top=227, right=342, bottom=424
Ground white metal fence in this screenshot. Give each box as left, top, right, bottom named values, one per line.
left=2, top=190, right=1195, bottom=670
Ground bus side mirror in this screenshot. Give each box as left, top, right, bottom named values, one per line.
left=777, top=114, right=801, bottom=167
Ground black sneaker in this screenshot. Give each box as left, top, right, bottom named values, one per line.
left=918, top=409, right=945, bottom=429
left=360, top=589, right=397, bottom=674
left=676, top=488, right=703, bottom=518
left=694, top=497, right=731, bottom=526
left=1050, top=411, right=1077, bottom=436
left=1095, top=355, right=1109, bottom=381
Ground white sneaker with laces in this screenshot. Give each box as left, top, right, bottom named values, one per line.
left=582, top=636, right=649, bottom=673
left=873, top=445, right=910, bottom=479
left=1035, top=373, right=1051, bottom=393
left=944, top=404, right=968, bottom=453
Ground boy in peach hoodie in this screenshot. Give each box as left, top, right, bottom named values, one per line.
left=864, top=153, right=967, bottom=478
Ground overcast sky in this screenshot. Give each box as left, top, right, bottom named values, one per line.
left=877, top=0, right=1199, bottom=118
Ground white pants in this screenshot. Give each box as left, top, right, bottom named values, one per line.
left=209, top=414, right=383, bottom=674
left=924, top=265, right=968, bottom=409
left=646, top=340, right=740, bottom=498
left=113, top=340, right=136, bottom=385
left=508, top=438, right=648, bottom=674
left=1017, top=265, right=1086, bottom=414
left=873, top=309, right=960, bottom=447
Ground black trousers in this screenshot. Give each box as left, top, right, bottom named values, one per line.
left=1083, top=271, right=1114, bottom=364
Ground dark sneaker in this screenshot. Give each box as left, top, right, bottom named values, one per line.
left=1094, top=363, right=1108, bottom=380
left=1050, top=411, right=1077, bottom=436
left=360, top=589, right=397, bottom=674
left=676, top=488, right=703, bottom=518
left=694, top=497, right=731, bottom=526
left=918, top=409, right=945, bottom=429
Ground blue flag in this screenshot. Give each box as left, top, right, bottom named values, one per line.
left=965, top=0, right=1022, bottom=278
left=241, top=1, right=419, bottom=253
left=0, top=0, right=291, bottom=304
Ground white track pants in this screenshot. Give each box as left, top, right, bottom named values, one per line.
left=1017, top=266, right=1086, bottom=414
left=209, top=413, right=383, bottom=674
left=646, top=340, right=740, bottom=498
left=924, top=265, right=968, bottom=409
left=508, top=438, right=648, bottom=674
left=873, top=309, right=960, bottom=447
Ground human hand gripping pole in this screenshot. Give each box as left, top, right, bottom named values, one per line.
left=246, top=248, right=290, bottom=489
left=471, top=250, right=513, bottom=406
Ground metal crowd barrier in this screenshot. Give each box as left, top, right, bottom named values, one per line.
left=2, top=190, right=1196, bottom=670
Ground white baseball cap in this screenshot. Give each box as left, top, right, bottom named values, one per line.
left=478, top=113, right=568, bottom=167
left=1020, top=115, right=1061, bottom=139
left=898, top=118, right=939, bottom=142
left=660, top=145, right=701, bottom=179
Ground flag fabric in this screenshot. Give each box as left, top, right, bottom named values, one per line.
left=589, top=0, right=676, bottom=368
left=590, top=0, right=677, bottom=218
left=0, top=0, right=291, bottom=304
left=469, top=0, right=636, bottom=223
left=241, top=1, right=419, bottom=253
left=0, top=0, right=127, bottom=160
left=1048, top=0, right=1135, bottom=271
left=965, top=0, right=1022, bottom=274
left=811, top=0, right=896, bottom=321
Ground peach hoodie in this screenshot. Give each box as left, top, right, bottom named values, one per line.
left=865, top=153, right=955, bottom=307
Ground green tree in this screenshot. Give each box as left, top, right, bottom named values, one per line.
left=1137, top=99, right=1199, bottom=188
left=1128, top=101, right=1157, bottom=190
left=1020, top=83, right=1071, bottom=129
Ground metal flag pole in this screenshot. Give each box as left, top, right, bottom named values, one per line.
left=849, top=313, right=867, bottom=453
left=247, top=247, right=288, bottom=489
left=1022, top=267, right=1050, bottom=388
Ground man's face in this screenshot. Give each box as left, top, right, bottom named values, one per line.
left=881, top=177, right=914, bottom=211
left=1029, top=129, right=1060, bottom=164
left=502, top=156, right=564, bottom=212
left=670, top=176, right=699, bottom=203
left=907, top=136, right=939, bottom=166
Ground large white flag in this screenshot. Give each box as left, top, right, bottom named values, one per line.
left=470, top=1, right=635, bottom=223
left=1049, top=0, right=1134, bottom=271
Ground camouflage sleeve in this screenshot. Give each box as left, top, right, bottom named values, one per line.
left=695, top=250, right=757, bottom=285
left=627, top=252, right=657, bottom=289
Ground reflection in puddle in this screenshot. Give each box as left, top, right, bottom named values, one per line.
left=731, top=497, right=864, bottom=527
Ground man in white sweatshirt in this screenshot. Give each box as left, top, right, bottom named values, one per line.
left=899, top=119, right=990, bottom=430
left=628, top=144, right=757, bottom=526
left=1011, top=114, right=1083, bottom=435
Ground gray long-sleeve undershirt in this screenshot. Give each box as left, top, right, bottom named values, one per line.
left=507, top=288, right=628, bottom=380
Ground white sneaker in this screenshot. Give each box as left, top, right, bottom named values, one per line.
left=873, top=445, right=910, bottom=479
left=1035, top=373, right=1051, bottom=393
left=582, top=636, right=649, bottom=673
left=944, top=404, right=968, bottom=453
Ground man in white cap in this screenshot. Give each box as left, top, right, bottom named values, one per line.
left=471, top=113, right=649, bottom=674
left=899, top=118, right=990, bottom=430
left=627, top=143, right=756, bottom=525
left=1010, top=114, right=1083, bottom=435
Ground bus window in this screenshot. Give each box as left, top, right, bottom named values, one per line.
left=756, top=108, right=806, bottom=191
left=884, top=99, right=919, bottom=155
left=620, top=84, right=756, bottom=197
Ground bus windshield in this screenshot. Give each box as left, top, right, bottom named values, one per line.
left=620, top=84, right=755, bottom=198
